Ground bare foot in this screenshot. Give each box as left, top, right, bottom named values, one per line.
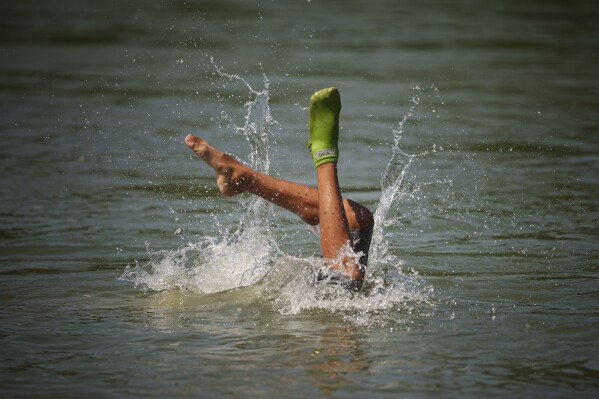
left=184, top=134, right=251, bottom=196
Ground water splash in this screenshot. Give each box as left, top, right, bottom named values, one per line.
left=210, top=58, right=275, bottom=232
left=123, top=62, right=278, bottom=293
left=121, top=232, right=273, bottom=294
left=211, top=57, right=272, bottom=175
left=262, top=249, right=432, bottom=327
left=122, top=71, right=433, bottom=327
left=370, top=87, right=420, bottom=267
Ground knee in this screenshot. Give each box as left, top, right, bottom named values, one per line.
left=345, top=199, right=374, bottom=230
left=354, top=204, right=374, bottom=229
left=360, top=206, right=374, bottom=228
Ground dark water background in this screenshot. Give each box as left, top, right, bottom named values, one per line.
left=1, top=0, right=598, bottom=397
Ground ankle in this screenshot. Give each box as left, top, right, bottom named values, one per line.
left=315, top=162, right=337, bottom=173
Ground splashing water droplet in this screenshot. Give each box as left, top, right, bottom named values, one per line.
left=121, top=68, right=433, bottom=327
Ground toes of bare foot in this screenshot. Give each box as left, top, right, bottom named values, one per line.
left=185, top=134, right=211, bottom=160
left=184, top=134, right=202, bottom=148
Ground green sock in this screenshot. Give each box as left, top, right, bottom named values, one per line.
left=308, top=87, right=341, bottom=167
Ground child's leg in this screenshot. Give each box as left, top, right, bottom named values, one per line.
left=308, top=87, right=364, bottom=282
left=185, top=86, right=370, bottom=285
left=316, top=163, right=364, bottom=281
left=184, top=134, right=373, bottom=230
left=315, top=163, right=351, bottom=257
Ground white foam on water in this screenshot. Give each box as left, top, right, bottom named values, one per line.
left=122, top=223, right=277, bottom=294
left=262, top=252, right=433, bottom=328
left=121, top=68, right=435, bottom=326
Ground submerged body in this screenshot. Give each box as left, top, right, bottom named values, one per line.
left=185, top=87, right=373, bottom=290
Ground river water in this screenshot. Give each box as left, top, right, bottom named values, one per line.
left=1, top=0, right=598, bottom=397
